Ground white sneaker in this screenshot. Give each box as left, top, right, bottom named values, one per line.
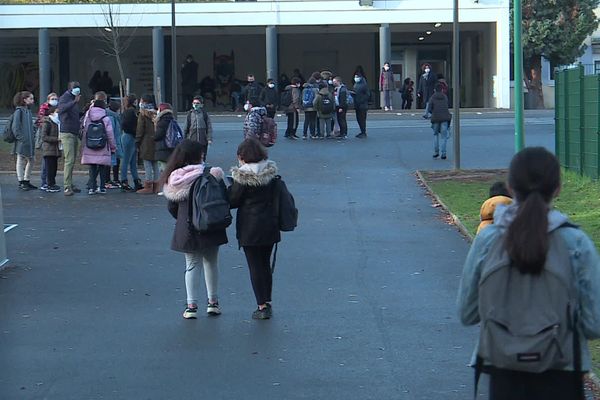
left=384, top=106, right=389, bottom=111
left=207, top=302, right=221, bottom=316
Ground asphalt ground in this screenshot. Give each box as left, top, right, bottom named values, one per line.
left=0, top=110, right=554, bottom=399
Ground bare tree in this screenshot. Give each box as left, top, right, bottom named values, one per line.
left=95, top=4, right=137, bottom=94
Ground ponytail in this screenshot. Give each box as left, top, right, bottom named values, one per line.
left=505, top=191, right=549, bottom=274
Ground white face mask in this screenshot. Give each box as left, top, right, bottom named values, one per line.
left=268, top=83, right=275, bottom=89
left=425, top=68, right=431, bottom=74
left=243, top=102, right=251, bottom=112
left=49, top=99, right=58, bottom=107
left=71, top=87, right=81, bottom=96
left=384, top=66, right=390, bottom=71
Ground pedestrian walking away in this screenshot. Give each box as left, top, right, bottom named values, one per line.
left=429, top=83, right=452, bottom=160
left=161, top=139, right=228, bottom=320
left=58, top=81, right=83, bottom=196
left=353, top=75, right=369, bottom=138
left=458, top=147, right=600, bottom=400
left=380, top=61, right=395, bottom=111
left=11, top=91, right=37, bottom=191
left=184, top=95, right=213, bottom=162
left=136, top=95, right=159, bottom=194
left=228, top=138, right=281, bottom=320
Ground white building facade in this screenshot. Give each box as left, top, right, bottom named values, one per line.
left=0, top=0, right=511, bottom=110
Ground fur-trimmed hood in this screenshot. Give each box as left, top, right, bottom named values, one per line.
left=230, top=159, right=278, bottom=187
left=155, top=109, right=173, bottom=124
left=163, top=164, right=224, bottom=202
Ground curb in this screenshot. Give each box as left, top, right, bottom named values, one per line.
left=415, top=170, right=474, bottom=242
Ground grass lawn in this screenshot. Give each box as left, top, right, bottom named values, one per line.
left=421, top=168, right=600, bottom=373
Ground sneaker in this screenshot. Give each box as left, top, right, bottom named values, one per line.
left=64, top=187, right=74, bottom=196
left=252, top=305, right=272, bottom=320
left=384, top=106, right=389, bottom=111
left=433, top=153, right=439, bottom=159
left=207, top=302, right=221, bottom=316
left=96, top=188, right=107, bottom=194
left=47, top=185, right=61, bottom=193
left=71, top=186, right=82, bottom=193
left=120, top=182, right=134, bottom=192
left=302, top=136, right=307, bottom=140
left=310, top=135, right=318, bottom=140
left=183, top=307, right=198, bottom=319
left=356, top=133, right=367, bottom=139
left=39, top=184, right=48, bottom=192
left=441, top=155, right=447, bottom=160
left=18, top=182, right=30, bottom=191
left=105, top=181, right=118, bottom=189
left=88, top=188, right=96, bottom=195
left=25, top=181, right=37, bottom=190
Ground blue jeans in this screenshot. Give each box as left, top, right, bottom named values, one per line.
left=432, top=121, right=450, bottom=156
left=40, top=157, right=47, bottom=186
left=120, top=133, right=139, bottom=182
left=143, top=160, right=160, bottom=181
left=87, top=164, right=105, bottom=190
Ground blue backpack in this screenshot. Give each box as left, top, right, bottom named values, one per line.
left=302, top=87, right=316, bottom=109
left=165, top=119, right=184, bottom=149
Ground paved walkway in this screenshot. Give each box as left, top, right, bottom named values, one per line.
left=0, top=113, right=554, bottom=399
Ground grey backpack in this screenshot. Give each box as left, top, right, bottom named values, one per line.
left=477, top=225, right=580, bottom=375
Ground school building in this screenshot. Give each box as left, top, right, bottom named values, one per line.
left=0, top=0, right=511, bottom=110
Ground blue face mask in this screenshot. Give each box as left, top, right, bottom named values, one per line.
left=71, top=87, right=81, bottom=96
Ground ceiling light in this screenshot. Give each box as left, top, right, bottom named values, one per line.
left=426, top=31, right=432, bottom=35
left=434, top=23, right=442, bottom=28
left=104, top=27, right=112, bottom=32
left=418, top=37, right=425, bottom=41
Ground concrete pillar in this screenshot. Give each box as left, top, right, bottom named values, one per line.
left=379, top=24, right=391, bottom=108
left=496, top=13, right=510, bottom=109
left=152, top=27, right=165, bottom=104
left=38, top=28, right=51, bottom=103
left=266, top=25, right=278, bottom=82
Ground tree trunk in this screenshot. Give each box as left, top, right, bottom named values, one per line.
left=524, top=54, right=545, bottom=109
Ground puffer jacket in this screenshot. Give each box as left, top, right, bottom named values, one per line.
left=154, top=109, right=175, bottom=162
left=163, top=164, right=228, bottom=253
left=81, top=106, right=116, bottom=166
left=458, top=204, right=600, bottom=371
left=136, top=108, right=157, bottom=161
left=41, top=116, right=61, bottom=157
left=228, top=159, right=281, bottom=247
left=476, top=195, right=513, bottom=234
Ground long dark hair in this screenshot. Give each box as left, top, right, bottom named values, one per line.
left=505, top=147, right=560, bottom=274
left=159, top=139, right=204, bottom=186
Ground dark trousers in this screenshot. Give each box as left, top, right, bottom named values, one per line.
left=337, top=108, right=348, bottom=137
left=44, top=156, right=58, bottom=187
left=303, top=111, right=317, bottom=137
left=40, top=157, right=48, bottom=186
left=200, top=144, right=208, bottom=162
left=243, top=245, right=274, bottom=305
left=112, top=159, right=120, bottom=182
left=402, top=98, right=413, bottom=109
left=489, top=369, right=584, bottom=400
left=285, top=110, right=299, bottom=137
left=355, top=109, right=368, bottom=135
left=87, top=164, right=106, bottom=190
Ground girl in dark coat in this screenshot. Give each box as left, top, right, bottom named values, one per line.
left=161, top=139, right=228, bottom=319
left=228, top=138, right=280, bottom=320
left=154, top=103, right=175, bottom=167
left=40, top=107, right=61, bottom=192
left=12, top=91, right=37, bottom=191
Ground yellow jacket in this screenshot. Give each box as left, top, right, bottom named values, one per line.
left=476, top=195, right=513, bottom=234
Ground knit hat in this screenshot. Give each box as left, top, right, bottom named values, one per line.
left=158, top=103, right=172, bottom=112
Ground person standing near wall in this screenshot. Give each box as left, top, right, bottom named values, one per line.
left=417, top=63, right=436, bottom=118
left=181, top=55, right=199, bottom=112
left=57, top=81, right=82, bottom=196
left=120, top=94, right=143, bottom=192
left=333, top=76, right=349, bottom=140
left=136, top=94, right=159, bottom=194
left=36, top=92, right=58, bottom=191
left=184, top=95, right=213, bottom=162
left=12, top=91, right=37, bottom=191
left=380, top=62, right=395, bottom=111
left=353, top=74, right=370, bottom=139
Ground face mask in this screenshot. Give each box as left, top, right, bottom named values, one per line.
left=71, top=87, right=81, bottom=96
left=384, top=66, right=390, bottom=71
left=268, top=83, right=275, bottom=89
left=354, top=77, right=360, bottom=83
left=49, top=99, right=58, bottom=107
left=243, top=102, right=251, bottom=112
left=193, top=103, right=203, bottom=110
left=328, top=80, right=333, bottom=85
left=425, top=68, right=430, bottom=73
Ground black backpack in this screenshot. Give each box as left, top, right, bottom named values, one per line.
left=2, top=111, right=16, bottom=143
left=280, top=88, right=293, bottom=108
left=188, top=167, right=232, bottom=233
left=273, top=176, right=298, bottom=232
left=321, top=94, right=334, bottom=114
left=85, top=116, right=108, bottom=149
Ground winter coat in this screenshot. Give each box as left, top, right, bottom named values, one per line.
left=242, top=82, right=262, bottom=106
left=353, top=77, right=370, bottom=110
left=301, top=83, right=318, bottom=112
left=121, top=107, right=138, bottom=135
left=184, top=109, right=212, bottom=145
left=284, top=85, right=302, bottom=113
left=81, top=106, right=116, bottom=166
left=417, top=72, right=436, bottom=103
left=153, top=109, right=175, bottom=162
left=458, top=204, right=600, bottom=371
left=335, top=84, right=350, bottom=110
left=57, top=90, right=80, bottom=135
left=136, top=109, right=157, bottom=161
left=107, top=109, right=123, bottom=160
left=380, top=69, right=395, bottom=91
left=313, top=87, right=334, bottom=119
left=41, top=116, right=61, bottom=158
left=228, top=160, right=281, bottom=247
left=163, top=164, right=228, bottom=253
left=12, top=106, right=35, bottom=157
left=429, top=92, right=452, bottom=123
left=476, top=195, right=513, bottom=234
left=259, top=86, right=279, bottom=108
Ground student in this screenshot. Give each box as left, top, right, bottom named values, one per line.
left=476, top=181, right=513, bottom=234
left=401, top=78, right=414, bottom=110
left=228, top=138, right=281, bottom=319
left=40, top=107, right=62, bottom=193
left=301, top=78, right=318, bottom=139
left=184, top=95, right=213, bottom=162
left=283, top=77, right=301, bottom=139
left=105, top=100, right=123, bottom=189
left=36, top=92, right=59, bottom=191
left=12, top=91, right=37, bottom=191
left=313, top=82, right=335, bottom=139
left=154, top=102, right=176, bottom=173
left=136, top=95, right=158, bottom=194
left=379, top=61, right=395, bottom=111
left=120, top=94, right=143, bottom=192
left=458, top=147, right=600, bottom=400
left=81, top=99, right=117, bottom=194
left=429, top=83, right=452, bottom=159
left=58, top=81, right=82, bottom=196
left=161, top=140, right=227, bottom=319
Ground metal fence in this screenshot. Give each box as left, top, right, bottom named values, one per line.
left=555, top=65, right=600, bottom=178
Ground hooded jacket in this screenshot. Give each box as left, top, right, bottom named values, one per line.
left=163, top=164, right=228, bottom=253
left=81, top=106, right=116, bottom=166
left=228, top=159, right=281, bottom=247
left=153, top=109, right=175, bottom=162
left=136, top=108, right=157, bottom=161
left=458, top=203, right=600, bottom=371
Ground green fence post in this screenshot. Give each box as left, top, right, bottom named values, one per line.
left=565, top=69, right=570, bottom=170
left=555, top=71, right=560, bottom=159
left=580, top=65, right=585, bottom=176
left=597, top=74, right=600, bottom=179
